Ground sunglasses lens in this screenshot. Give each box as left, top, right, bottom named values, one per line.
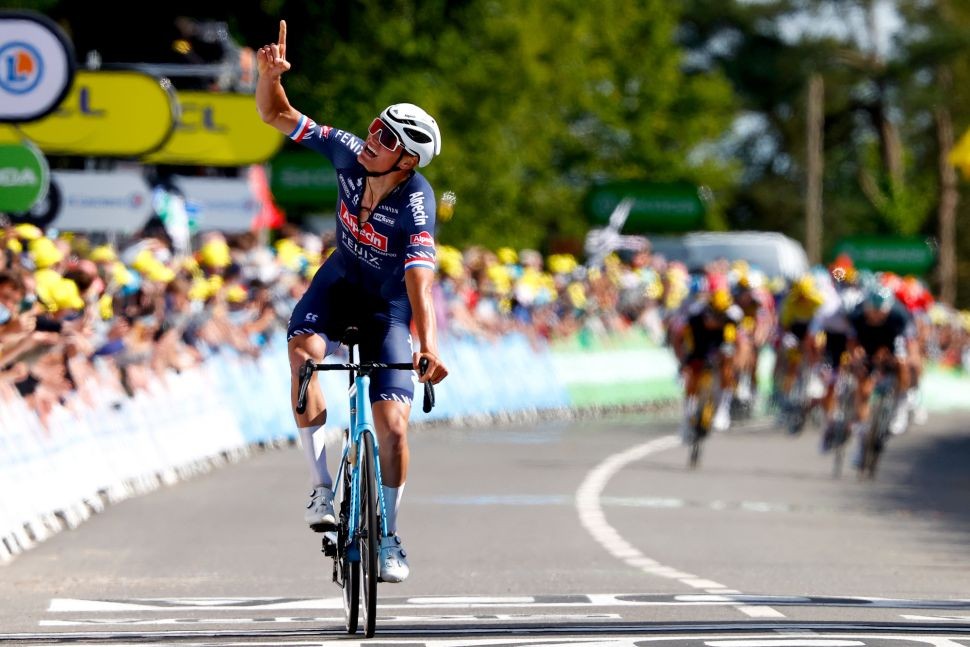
left=369, top=118, right=400, bottom=151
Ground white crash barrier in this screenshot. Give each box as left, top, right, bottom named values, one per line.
left=0, top=332, right=571, bottom=562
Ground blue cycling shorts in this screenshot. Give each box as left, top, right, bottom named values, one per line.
left=287, top=269, right=416, bottom=405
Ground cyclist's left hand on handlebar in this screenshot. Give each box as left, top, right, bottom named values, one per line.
left=413, top=351, right=448, bottom=384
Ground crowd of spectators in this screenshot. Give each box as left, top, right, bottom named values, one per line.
left=2, top=221, right=969, bottom=425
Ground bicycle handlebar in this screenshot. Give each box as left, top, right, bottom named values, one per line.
left=295, top=358, right=436, bottom=415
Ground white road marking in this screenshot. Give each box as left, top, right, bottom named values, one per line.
left=49, top=594, right=970, bottom=612
left=48, top=598, right=345, bottom=612
left=903, top=614, right=970, bottom=622
left=574, top=434, right=784, bottom=619
left=736, top=606, right=789, bottom=619
left=407, top=596, right=535, bottom=605
left=705, top=641, right=864, bottom=647
left=39, top=613, right=621, bottom=626
left=8, top=633, right=970, bottom=647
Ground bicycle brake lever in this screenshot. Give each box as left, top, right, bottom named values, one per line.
left=296, top=359, right=313, bottom=415
left=418, top=357, right=435, bottom=413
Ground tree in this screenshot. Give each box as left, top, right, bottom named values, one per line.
left=281, top=0, right=738, bottom=248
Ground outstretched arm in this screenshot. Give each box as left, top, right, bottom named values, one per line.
left=255, top=20, right=301, bottom=135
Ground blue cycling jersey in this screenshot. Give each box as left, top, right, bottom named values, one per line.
left=285, top=114, right=438, bottom=404
left=288, top=114, right=437, bottom=310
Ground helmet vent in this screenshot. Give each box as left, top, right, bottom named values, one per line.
left=404, top=127, right=432, bottom=144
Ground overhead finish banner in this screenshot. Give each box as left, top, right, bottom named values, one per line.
left=16, top=70, right=178, bottom=157
left=172, top=175, right=261, bottom=232
left=16, top=169, right=153, bottom=233
left=0, top=11, right=76, bottom=122
left=142, top=92, right=283, bottom=166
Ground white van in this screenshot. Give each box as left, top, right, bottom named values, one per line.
left=649, top=231, right=810, bottom=280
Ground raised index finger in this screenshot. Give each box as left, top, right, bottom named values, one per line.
left=278, top=20, right=287, bottom=58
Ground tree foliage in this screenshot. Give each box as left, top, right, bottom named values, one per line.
left=265, top=0, right=739, bottom=249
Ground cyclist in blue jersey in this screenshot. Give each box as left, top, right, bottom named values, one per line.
left=256, top=21, right=448, bottom=584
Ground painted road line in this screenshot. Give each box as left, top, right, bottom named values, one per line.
left=705, top=641, right=864, bottom=647
left=47, top=595, right=970, bottom=613
left=6, top=628, right=970, bottom=645
left=39, top=613, right=622, bottom=626
left=48, top=598, right=346, bottom=612
left=902, top=616, right=970, bottom=622
left=574, top=434, right=785, bottom=619
left=737, top=606, right=789, bottom=619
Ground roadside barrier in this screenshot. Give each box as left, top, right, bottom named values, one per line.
left=2, top=331, right=968, bottom=563
left=0, top=332, right=568, bottom=562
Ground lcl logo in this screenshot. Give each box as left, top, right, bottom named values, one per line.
left=53, top=86, right=105, bottom=117
left=177, top=103, right=227, bottom=133
left=0, top=42, right=43, bottom=95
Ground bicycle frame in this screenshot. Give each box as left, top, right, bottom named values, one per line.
left=294, top=332, right=435, bottom=562
left=333, top=368, right=390, bottom=563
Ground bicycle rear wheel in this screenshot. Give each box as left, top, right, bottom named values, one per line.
left=340, top=461, right=360, bottom=634
left=360, top=432, right=380, bottom=637
left=863, top=395, right=890, bottom=479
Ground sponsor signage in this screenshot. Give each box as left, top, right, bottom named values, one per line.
left=0, top=125, right=21, bottom=143
left=585, top=181, right=707, bottom=232
left=831, top=236, right=936, bottom=275
left=172, top=175, right=261, bottom=232
left=410, top=232, right=435, bottom=247
left=0, top=140, right=48, bottom=212
left=269, top=150, right=338, bottom=205
left=0, top=11, right=76, bottom=122
left=25, top=170, right=153, bottom=232
left=339, top=201, right=388, bottom=251
left=143, top=92, right=283, bottom=166
left=16, top=70, right=178, bottom=157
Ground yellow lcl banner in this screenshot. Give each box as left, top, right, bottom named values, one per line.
left=14, top=70, right=177, bottom=157
left=142, top=92, right=283, bottom=166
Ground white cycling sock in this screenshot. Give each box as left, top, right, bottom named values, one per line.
left=298, top=425, right=332, bottom=488
left=382, top=484, right=405, bottom=534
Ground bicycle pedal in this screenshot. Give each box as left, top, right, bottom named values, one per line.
left=321, top=531, right=338, bottom=557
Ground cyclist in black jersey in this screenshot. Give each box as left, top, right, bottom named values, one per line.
left=670, top=289, right=743, bottom=437
left=256, top=21, right=448, bottom=584
left=846, top=287, right=915, bottom=457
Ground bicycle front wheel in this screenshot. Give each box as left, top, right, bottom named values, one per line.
left=360, top=432, right=380, bottom=637
left=341, top=461, right=360, bottom=634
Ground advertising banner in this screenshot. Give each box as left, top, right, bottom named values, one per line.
left=270, top=150, right=338, bottom=206
left=142, top=92, right=283, bottom=166
left=23, top=170, right=153, bottom=232
left=0, top=140, right=48, bottom=212
left=16, top=70, right=178, bottom=157
left=585, top=181, right=708, bottom=233
left=172, top=175, right=261, bottom=232
left=831, top=236, right=936, bottom=276
left=0, top=11, right=76, bottom=122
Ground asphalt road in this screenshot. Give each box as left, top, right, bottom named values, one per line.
left=1, top=408, right=969, bottom=646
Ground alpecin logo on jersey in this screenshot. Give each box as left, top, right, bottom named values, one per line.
left=410, top=232, right=435, bottom=248
left=339, top=202, right=388, bottom=252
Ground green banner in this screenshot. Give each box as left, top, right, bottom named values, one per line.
left=270, top=150, right=338, bottom=206
left=585, top=181, right=707, bottom=232
left=0, top=140, right=48, bottom=212
left=831, top=236, right=935, bottom=275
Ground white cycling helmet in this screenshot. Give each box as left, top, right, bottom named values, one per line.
left=380, top=103, right=441, bottom=168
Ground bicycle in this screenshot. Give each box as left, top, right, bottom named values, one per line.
left=686, top=359, right=720, bottom=469
left=859, top=357, right=897, bottom=480
left=295, top=327, right=435, bottom=637
left=825, top=356, right=856, bottom=479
